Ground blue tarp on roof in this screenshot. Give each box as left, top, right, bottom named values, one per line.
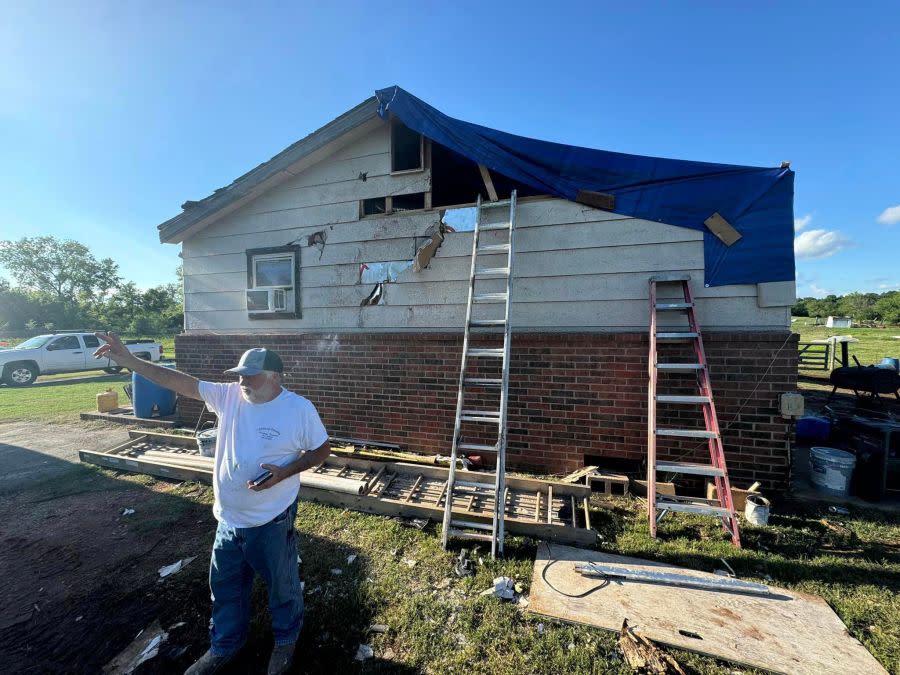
left=376, top=86, right=794, bottom=287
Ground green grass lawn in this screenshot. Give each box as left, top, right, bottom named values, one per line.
left=0, top=373, right=133, bottom=421
left=105, top=470, right=899, bottom=674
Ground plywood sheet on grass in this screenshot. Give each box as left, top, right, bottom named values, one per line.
left=528, top=543, right=886, bottom=675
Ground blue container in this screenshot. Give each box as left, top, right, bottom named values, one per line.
left=132, top=365, right=177, bottom=418
left=796, top=415, right=831, bottom=443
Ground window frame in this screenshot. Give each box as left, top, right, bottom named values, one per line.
left=390, top=118, right=425, bottom=175
left=245, top=245, right=301, bottom=320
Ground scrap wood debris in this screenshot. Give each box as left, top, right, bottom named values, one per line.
left=618, top=619, right=685, bottom=675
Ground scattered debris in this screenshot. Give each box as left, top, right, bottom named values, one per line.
left=347, top=554, right=357, bottom=564
left=618, top=619, right=686, bottom=675
left=158, top=557, right=196, bottom=579
left=103, top=619, right=169, bottom=674
left=537, top=623, right=544, bottom=635
left=368, top=624, right=389, bottom=634
left=76, top=616, right=83, bottom=622
left=455, top=549, right=475, bottom=577
left=715, top=558, right=737, bottom=578
left=330, top=568, right=343, bottom=576
left=354, top=644, right=374, bottom=661
left=480, top=576, right=516, bottom=600
left=828, top=505, right=850, bottom=515
left=401, top=558, right=417, bottom=568
left=121, top=508, right=135, bottom=516
left=400, top=517, right=429, bottom=529
left=382, top=647, right=396, bottom=660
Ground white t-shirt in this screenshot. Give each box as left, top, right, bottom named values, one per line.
left=199, top=381, right=329, bottom=528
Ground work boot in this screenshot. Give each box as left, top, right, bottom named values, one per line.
left=267, top=642, right=296, bottom=675
left=184, top=649, right=234, bottom=675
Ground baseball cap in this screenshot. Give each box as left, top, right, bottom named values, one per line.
left=224, top=348, right=284, bottom=375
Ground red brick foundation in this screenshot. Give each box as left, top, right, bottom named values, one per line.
left=175, top=331, right=797, bottom=494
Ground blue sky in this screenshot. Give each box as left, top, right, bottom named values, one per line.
left=1, top=1, right=898, bottom=297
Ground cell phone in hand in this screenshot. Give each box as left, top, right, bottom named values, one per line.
left=250, top=469, right=273, bottom=487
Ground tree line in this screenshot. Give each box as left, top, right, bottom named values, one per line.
left=0, top=236, right=182, bottom=336
left=793, top=291, right=900, bottom=324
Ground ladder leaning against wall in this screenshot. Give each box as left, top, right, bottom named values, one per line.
left=647, top=274, right=741, bottom=547
left=441, top=190, right=518, bottom=558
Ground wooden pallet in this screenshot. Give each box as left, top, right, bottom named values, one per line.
left=79, top=431, right=596, bottom=546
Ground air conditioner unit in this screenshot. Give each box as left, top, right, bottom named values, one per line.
left=247, top=287, right=292, bottom=313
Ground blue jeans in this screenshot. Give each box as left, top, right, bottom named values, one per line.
left=208, top=501, right=303, bottom=656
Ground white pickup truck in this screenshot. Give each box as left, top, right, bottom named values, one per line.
left=0, top=333, right=163, bottom=386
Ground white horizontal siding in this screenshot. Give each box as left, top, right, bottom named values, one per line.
left=180, top=125, right=789, bottom=333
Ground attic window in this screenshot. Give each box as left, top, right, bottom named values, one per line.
left=391, top=119, right=423, bottom=173
left=392, top=193, right=425, bottom=212
left=362, top=197, right=387, bottom=216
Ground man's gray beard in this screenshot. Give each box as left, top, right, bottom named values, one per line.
left=241, top=387, right=268, bottom=404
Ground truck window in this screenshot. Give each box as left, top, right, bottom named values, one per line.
left=14, top=336, right=52, bottom=350
left=82, top=335, right=100, bottom=348
left=47, top=336, right=80, bottom=351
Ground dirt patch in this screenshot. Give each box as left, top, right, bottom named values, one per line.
left=0, top=421, right=216, bottom=673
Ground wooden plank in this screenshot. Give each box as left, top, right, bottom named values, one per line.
left=404, top=475, right=424, bottom=503
left=547, top=485, right=553, bottom=524
left=582, top=497, right=591, bottom=530
left=569, top=495, right=577, bottom=528
left=529, top=544, right=886, bottom=675
left=434, top=480, right=448, bottom=506
left=704, top=212, right=742, bottom=247
left=478, top=164, right=499, bottom=202
left=534, top=491, right=541, bottom=522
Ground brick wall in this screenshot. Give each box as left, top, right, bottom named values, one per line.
left=175, top=331, right=798, bottom=494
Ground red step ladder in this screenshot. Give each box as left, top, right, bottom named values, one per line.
left=647, top=274, right=741, bottom=547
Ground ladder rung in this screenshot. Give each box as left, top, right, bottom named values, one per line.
left=470, top=319, right=506, bottom=327
left=474, top=267, right=510, bottom=278
left=480, top=199, right=513, bottom=209
left=450, top=519, right=495, bottom=531
left=473, top=293, right=508, bottom=303
left=656, top=461, right=725, bottom=477
left=464, top=378, right=502, bottom=387
left=650, top=273, right=691, bottom=282
left=656, top=395, right=711, bottom=404
left=454, top=481, right=496, bottom=491
left=476, top=243, right=510, bottom=254
left=655, top=302, right=693, bottom=311
left=468, top=348, right=504, bottom=358
left=656, top=332, right=699, bottom=340
left=656, top=497, right=731, bottom=517
left=458, top=442, right=499, bottom=452
left=461, top=415, right=502, bottom=424
left=462, top=409, right=500, bottom=417
left=448, top=528, right=494, bottom=541
left=656, top=363, right=704, bottom=372
left=656, top=428, right=718, bottom=439
left=479, top=223, right=510, bottom=231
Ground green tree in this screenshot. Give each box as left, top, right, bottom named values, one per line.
left=873, top=292, right=900, bottom=324
left=0, top=236, right=120, bottom=304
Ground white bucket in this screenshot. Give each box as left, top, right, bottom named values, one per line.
left=810, top=447, right=856, bottom=496
left=196, top=427, right=218, bottom=457
left=744, top=494, right=771, bottom=526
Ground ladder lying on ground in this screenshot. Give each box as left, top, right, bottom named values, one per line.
left=647, top=274, right=741, bottom=547
left=441, top=191, right=518, bottom=557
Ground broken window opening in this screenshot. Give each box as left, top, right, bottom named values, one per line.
left=430, top=140, right=544, bottom=208
left=392, top=193, right=426, bottom=212
left=391, top=119, right=424, bottom=173
left=361, top=197, right=387, bottom=217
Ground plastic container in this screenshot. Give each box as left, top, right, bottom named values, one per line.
left=810, top=447, right=856, bottom=496
left=196, top=427, right=218, bottom=457
left=132, top=365, right=177, bottom=419
left=796, top=416, right=831, bottom=443
left=96, top=388, right=119, bottom=413
left=744, top=494, right=771, bottom=526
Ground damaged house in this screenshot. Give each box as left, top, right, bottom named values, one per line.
left=159, top=86, right=797, bottom=493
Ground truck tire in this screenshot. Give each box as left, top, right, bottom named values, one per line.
left=3, top=362, right=39, bottom=386
left=103, top=367, right=124, bottom=374
left=134, top=352, right=150, bottom=360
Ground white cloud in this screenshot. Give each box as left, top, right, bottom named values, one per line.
left=794, top=214, right=813, bottom=231
left=876, top=205, right=900, bottom=226
left=809, top=283, right=831, bottom=298
left=794, top=229, right=850, bottom=259
left=878, top=282, right=900, bottom=290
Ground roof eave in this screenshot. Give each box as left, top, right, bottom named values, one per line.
left=158, top=96, right=379, bottom=244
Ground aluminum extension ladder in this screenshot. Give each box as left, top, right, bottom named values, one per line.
left=647, top=274, right=741, bottom=547
left=441, top=190, right=518, bottom=558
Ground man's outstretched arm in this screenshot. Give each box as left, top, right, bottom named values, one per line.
left=93, top=332, right=202, bottom=400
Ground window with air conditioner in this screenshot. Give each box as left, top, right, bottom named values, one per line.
left=245, top=246, right=300, bottom=319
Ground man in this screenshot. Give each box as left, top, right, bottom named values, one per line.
left=93, top=333, right=330, bottom=675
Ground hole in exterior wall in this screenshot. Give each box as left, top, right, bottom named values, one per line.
left=391, top=119, right=423, bottom=172
left=392, top=193, right=426, bottom=212
left=362, top=197, right=387, bottom=216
